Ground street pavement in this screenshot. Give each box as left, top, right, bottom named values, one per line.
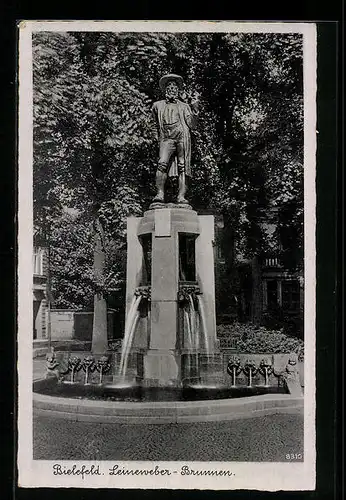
left=33, top=412, right=304, bottom=462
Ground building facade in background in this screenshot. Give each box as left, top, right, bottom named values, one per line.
left=213, top=213, right=304, bottom=338
left=33, top=246, right=48, bottom=340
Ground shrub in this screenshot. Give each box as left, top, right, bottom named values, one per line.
left=261, top=307, right=304, bottom=340
left=216, top=322, right=304, bottom=360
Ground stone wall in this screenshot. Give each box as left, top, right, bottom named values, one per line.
left=50, top=309, right=115, bottom=341
left=50, top=310, right=74, bottom=340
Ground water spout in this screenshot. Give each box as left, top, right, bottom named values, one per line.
left=121, top=313, right=140, bottom=377
left=184, top=308, right=192, bottom=348
left=118, top=294, right=142, bottom=377
left=197, top=294, right=209, bottom=354
left=188, top=294, right=196, bottom=348
left=187, top=293, right=200, bottom=382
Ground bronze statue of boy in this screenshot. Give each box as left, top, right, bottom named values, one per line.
left=151, top=74, right=199, bottom=205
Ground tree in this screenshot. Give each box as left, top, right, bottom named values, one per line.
left=163, top=32, right=303, bottom=324
left=33, top=32, right=146, bottom=350
left=33, top=30, right=304, bottom=337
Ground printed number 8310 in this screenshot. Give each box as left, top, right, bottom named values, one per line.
left=285, top=453, right=303, bottom=460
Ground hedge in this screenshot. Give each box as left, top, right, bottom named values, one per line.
left=216, top=323, right=304, bottom=360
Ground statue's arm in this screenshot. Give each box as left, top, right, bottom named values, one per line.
left=150, top=103, right=160, bottom=138
left=184, top=103, right=199, bottom=130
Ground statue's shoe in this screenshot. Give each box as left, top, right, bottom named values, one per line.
left=149, top=198, right=166, bottom=210
left=177, top=197, right=189, bottom=204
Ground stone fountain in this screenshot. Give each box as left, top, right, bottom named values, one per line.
left=35, top=74, right=302, bottom=422
left=122, top=205, right=218, bottom=387
left=118, top=73, right=220, bottom=387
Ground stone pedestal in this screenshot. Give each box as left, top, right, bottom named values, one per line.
left=143, top=350, right=180, bottom=386
left=195, top=215, right=217, bottom=350
left=125, top=217, right=149, bottom=350
left=125, top=206, right=217, bottom=387
left=138, top=208, right=200, bottom=385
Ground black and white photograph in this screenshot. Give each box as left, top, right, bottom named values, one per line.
left=18, top=21, right=316, bottom=490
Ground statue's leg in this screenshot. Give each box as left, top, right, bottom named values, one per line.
left=177, top=171, right=188, bottom=204
left=153, top=139, right=173, bottom=203
left=154, top=167, right=167, bottom=202
left=177, top=141, right=188, bottom=204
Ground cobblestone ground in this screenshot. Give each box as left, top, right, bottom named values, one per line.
left=33, top=359, right=47, bottom=381
left=33, top=412, right=304, bottom=462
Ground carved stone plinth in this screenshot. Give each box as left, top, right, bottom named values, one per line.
left=143, top=351, right=181, bottom=387
left=125, top=208, right=217, bottom=386
left=148, top=202, right=192, bottom=211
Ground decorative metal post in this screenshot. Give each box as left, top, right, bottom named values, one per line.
left=227, top=356, right=241, bottom=387
left=68, top=356, right=81, bottom=383
left=96, top=355, right=111, bottom=385
left=82, top=355, right=95, bottom=385
left=244, top=359, right=258, bottom=388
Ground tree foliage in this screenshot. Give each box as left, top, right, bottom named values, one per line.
left=33, top=30, right=304, bottom=312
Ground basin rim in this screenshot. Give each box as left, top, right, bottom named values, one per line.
left=33, top=387, right=303, bottom=424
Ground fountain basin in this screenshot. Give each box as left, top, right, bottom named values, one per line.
left=36, top=378, right=288, bottom=401
left=33, top=378, right=302, bottom=424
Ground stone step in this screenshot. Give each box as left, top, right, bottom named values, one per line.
left=33, top=347, right=49, bottom=358
left=33, top=339, right=48, bottom=347
left=51, top=340, right=92, bottom=351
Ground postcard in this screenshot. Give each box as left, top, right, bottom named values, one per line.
left=18, top=20, right=316, bottom=490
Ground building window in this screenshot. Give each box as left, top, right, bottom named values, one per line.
left=282, top=280, right=300, bottom=311
left=266, top=280, right=278, bottom=310
left=33, top=249, right=43, bottom=275
left=33, top=247, right=48, bottom=276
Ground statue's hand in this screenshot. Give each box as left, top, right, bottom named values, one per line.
left=191, top=100, right=199, bottom=114
left=190, top=92, right=200, bottom=113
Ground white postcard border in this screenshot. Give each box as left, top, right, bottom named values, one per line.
left=18, top=20, right=317, bottom=490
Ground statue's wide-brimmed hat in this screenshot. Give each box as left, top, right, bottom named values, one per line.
left=159, top=73, right=184, bottom=90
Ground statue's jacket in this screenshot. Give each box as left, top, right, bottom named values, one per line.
left=151, top=99, right=198, bottom=177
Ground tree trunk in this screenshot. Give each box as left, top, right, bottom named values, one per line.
left=218, top=213, right=236, bottom=318
left=251, top=255, right=262, bottom=325
left=91, top=217, right=108, bottom=354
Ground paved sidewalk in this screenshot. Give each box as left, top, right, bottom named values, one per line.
left=33, top=412, right=304, bottom=462
left=33, top=358, right=47, bottom=381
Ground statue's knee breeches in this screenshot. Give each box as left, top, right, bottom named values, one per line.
left=159, top=138, right=175, bottom=165
left=157, top=163, right=169, bottom=173
left=158, top=138, right=185, bottom=171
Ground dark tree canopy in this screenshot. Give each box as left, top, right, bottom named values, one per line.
left=33, top=31, right=304, bottom=313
